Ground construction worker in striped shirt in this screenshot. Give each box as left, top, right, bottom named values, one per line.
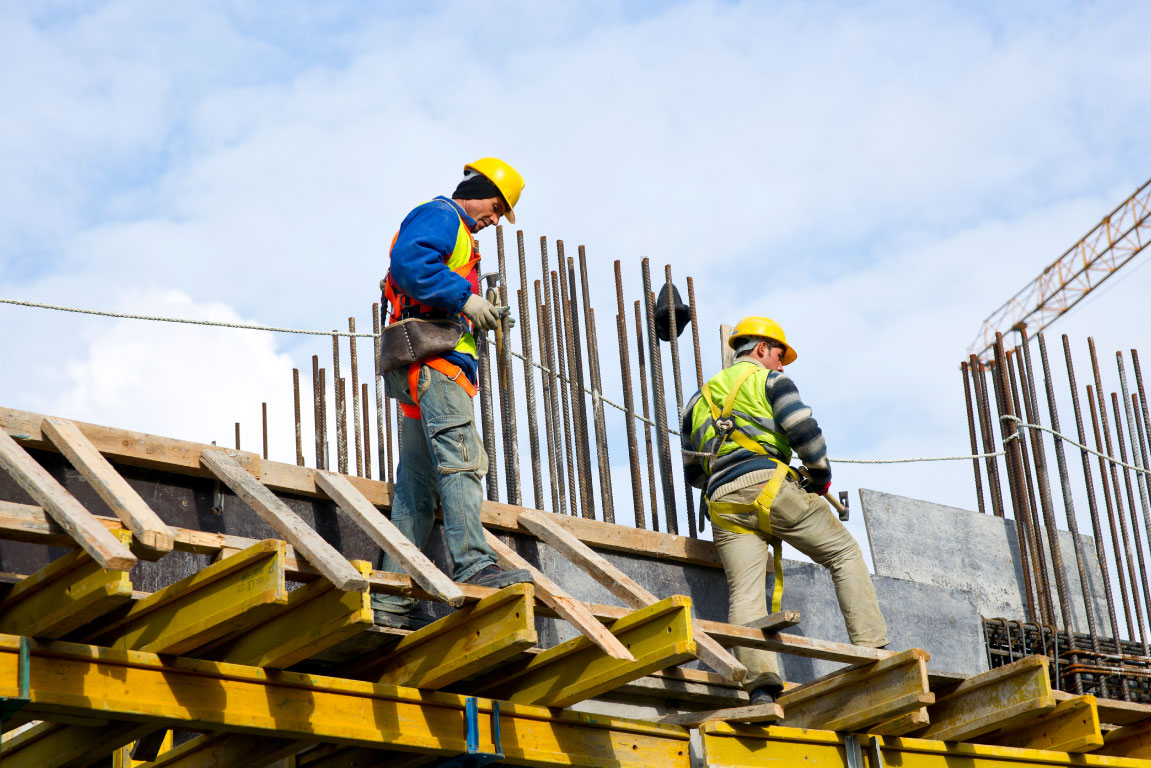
left=682, top=316, right=887, bottom=704
left=373, top=158, right=532, bottom=628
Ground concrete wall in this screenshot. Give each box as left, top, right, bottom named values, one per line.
left=861, top=488, right=1110, bottom=634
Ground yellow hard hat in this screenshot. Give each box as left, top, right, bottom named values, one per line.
left=729, top=316, right=797, bottom=365
left=464, top=157, right=524, bottom=224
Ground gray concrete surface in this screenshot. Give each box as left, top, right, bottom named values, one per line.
left=861, top=488, right=1109, bottom=633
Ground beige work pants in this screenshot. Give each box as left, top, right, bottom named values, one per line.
left=712, top=477, right=888, bottom=690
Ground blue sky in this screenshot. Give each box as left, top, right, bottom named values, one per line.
left=2, top=1, right=1150, bottom=557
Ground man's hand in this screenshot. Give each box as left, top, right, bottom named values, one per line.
left=799, top=466, right=832, bottom=496
left=463, top=294, right=501, bottom=331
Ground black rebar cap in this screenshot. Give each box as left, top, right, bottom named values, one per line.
left=654, top=282, right=690, bottom=341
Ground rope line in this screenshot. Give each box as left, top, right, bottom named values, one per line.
left=5, top=297, right=1149, bottom=474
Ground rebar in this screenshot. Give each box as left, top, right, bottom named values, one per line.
left=312, top=355, right=323, bottom=470
left=615, top=261, right=645, bottom=529
left=961, top=361, right=987, bottom=514
left=551, top=271, right=578, bottom=517
left=362, top=383, right=371, bottom=480
left=1133, top=351, right=1151, bottom=491
left=1063, top=334, right=1126, bottom=697
left=535, top=284, right=562, bottom=515
left=1037, top=332, right=1098, bottom=695
left=517, top=230, right=544, bottom=510
left=349, top=318, right=362, bottom=477
left=580, top=245, right=614, bottom=523
left=372, top=302, right=388, bottom=483
left=635, top=300, right=660, bottom=532
left=665, top=265, right=696, bottom=537
left=1110, top=390, right=1151, bottom=653
left=1118, top=354, right=1151, bottom=602
left=1019, top=329, right=1073, bottom=633
left=1091, top=337, right=1145, bottom=645
left=686, top=276, right=704, bottom=388
left=293, top=368, right=303, bottom=466
left=496, top=227, right=521, bottom=506
left=643, top=259, right=678, bottom=535
left=973, top=357, right=1006, bottom=517
left=557, top=250, right=593, bottom=519
left=261, top=402, right=268, bottom=461
left=1087, top=383, right=1138, bottom=642
left=477, top=330, right=499, bottom=501
left=332, top=332, right=347, bottom=475
left=540, top=238, right=571, bottom=517
left=992, top=335, right=1037, bottom=621
left=235, top=422, right=240, bottom=451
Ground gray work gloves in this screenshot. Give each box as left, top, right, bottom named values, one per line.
left=463, top=294, right=503, bottom=331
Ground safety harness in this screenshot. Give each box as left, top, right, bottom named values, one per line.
left=699, top=364, right=796, bottom=613
left=398, top=358, right=479, bottom=420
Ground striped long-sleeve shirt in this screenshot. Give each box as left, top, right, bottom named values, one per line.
left=681, top=363, right=831, bottom=498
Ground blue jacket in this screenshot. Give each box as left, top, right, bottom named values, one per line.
left=389, top=196, right=480, bottom=384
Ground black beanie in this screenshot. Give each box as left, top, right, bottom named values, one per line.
left=453, top=172, right=503, bottom=202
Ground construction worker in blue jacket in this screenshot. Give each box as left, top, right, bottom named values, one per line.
left=682, top=316, right=887, bottom=704
left=373, top=158, right=532, bottom=628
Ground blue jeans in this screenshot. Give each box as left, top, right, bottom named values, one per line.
left=372, top=363, right=497, bottom=614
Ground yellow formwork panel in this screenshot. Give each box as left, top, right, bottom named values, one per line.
left=1, top=719, right=155, bottom=768
left=1099, top=718, right=1151, bottom=760
left=368, top=582, right=537, bottom=688
left=700, top=722, right=1151, bottom=767
left=919, top=655, right=1056, bottom=742
left=0, top=529, right=134, bottom=639
left=88, top=538, right=289, bottom=655
left=990, top=695, right=1103, bottom=753
left=209, top=559, right=373, bottom=669
left=482, top=594, right=697, bottom=708
left=0, top=634, right=690, bottom=768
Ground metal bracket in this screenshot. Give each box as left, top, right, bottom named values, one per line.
left=838, top=490, right=850, bottom=521
left=844, top=734, right=863, bottom=768
left=436, top=697, right=504, bottom=767
left=0, top=636, right=31, bottom=721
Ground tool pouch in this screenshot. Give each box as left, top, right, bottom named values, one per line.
left=377, top=318, right=464, bottom=374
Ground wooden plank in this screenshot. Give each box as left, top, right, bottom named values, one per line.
left=315, top=470, right=462, bottom=606
left=200, top=449, right=367, bottom=593
left=0, top=500, right=892, bottom=667
left=988, top=695, right=1103, bottom=753
left=0, top=528, right=134, bottom=638
left=776, top=648, right=934, bottom=732
left=917, top=655, right=1056, bottom=742
left=743, top=611, right=801, bottom=632
left=87, top=539, right=289, bottom=655
left=659, top=702, right=784, bottom=727
left=209, top=560, right=374, bottom=669
left=0, top=427, right=136, bottom=570
left=617, top=674, right=747, bottom=707
left=1099, top=718, right=1151, bottom=760
left=3, top=406, right=720, bottom=567
left=1055, top=689, right=1151, bottom=726
left=483, top=529, right=634, bottom=662
left=0, top=634, right=693, bottom=768
left=360, top=582, right=536, bottom=688
left=145, top=733, right=307, bottom=768
left=1, top=719, right=157, bottom=768
left=517, top=507, right=747, bottom=682
left=477, top=595, right=698, bottom=708
left=41, top=417, right=175, bottom=556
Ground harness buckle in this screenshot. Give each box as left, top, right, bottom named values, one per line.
left=715, top=417, right=735, bottom=434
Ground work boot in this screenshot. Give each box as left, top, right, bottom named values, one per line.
left=749, top=685, right=783, bottom=706
left=372, top=609, right=433, bottom=631
left=465, top=564, right=533, bottom=589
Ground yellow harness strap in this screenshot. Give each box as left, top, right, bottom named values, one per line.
left=707, top=461, right=790, bottom=613
left=700, top=364, right=768, bottom=460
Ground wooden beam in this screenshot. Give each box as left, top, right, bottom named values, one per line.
left=146, top=733, right=305, bottom=768
left=41, top=417, right=175, bottom=556
left=87, top=538, right=289, bottom=655
left=200, top=449, right=367, bottom=593
left=0, top=427, right=136, bottom=570
left=987, top=695, right=1103, bottom=753
left=477, top=595, right=698, bottom=708
left=1054, top=689, right=1151, bottom=726
left=352, top=582, right=537, bottom=688
left=0, top=528, right=133, bottom=638
left=775, top=648, right=934, bottom=732
left=659, top=702, right=784, bottom=727
left=916, top=655, right=1055, bottom=742
left=869, top=707, right=930, bottom=735
left=1098, top=717, right=1151, bottom=760
left=0, top=500, right=892, bottom=667
left=516, top=507, right=747, bottom=682
left=296, top=744, right=433, bottom=768
left=2, top=406, right=720, bottom=567
left=0, top=720, right=158, bottom=768
left=209, top=560, right=374, bottom=669
left=0, top=634, right=693, bottom=768
left=483, top=529, right=634, bottom=662
left=314, top=470, right=462, bottom=606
